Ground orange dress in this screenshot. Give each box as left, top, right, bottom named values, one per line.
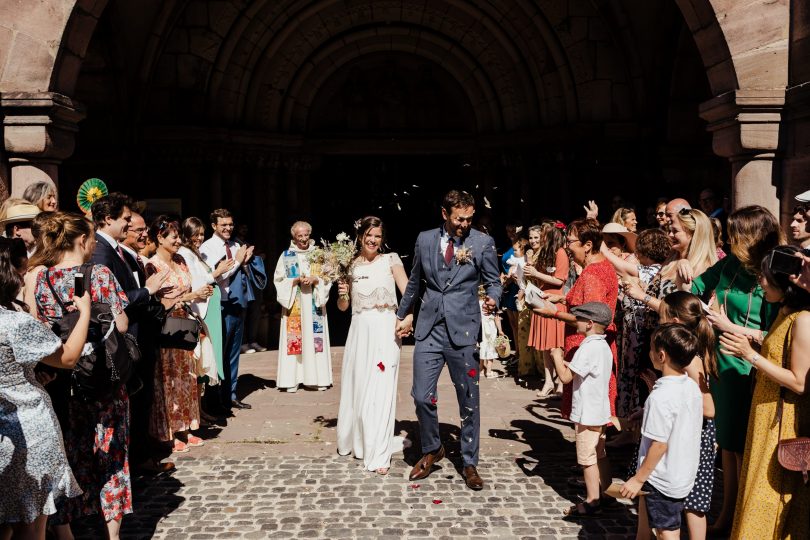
left=528, top=248, right=569, bottom=350
left=148, top=254, right=200, bottom=442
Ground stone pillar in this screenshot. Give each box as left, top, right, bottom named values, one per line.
left=1, top=92, right=85, bottom=197
left=699, top=90, right=785, bottom=216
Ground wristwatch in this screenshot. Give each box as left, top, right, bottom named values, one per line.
left=643, top=294, right=652, bottom=305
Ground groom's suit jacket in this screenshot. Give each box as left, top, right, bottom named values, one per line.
left=397, top=227, right=502, bottom=347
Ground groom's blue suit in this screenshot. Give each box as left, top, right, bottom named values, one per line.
left=397, top=226, right=502, bottom=466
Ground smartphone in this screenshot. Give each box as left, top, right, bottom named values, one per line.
left=74, top=273, right=84, bottom=298
left=769, top=249, right=802, bottom=276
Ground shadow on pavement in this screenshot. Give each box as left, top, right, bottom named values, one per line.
left=236, top=373, right=275, bottom=401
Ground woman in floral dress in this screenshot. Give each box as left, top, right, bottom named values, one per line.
left=147, top=216, right=213, bottom=453
left=32, top=212, right=132, bottom=539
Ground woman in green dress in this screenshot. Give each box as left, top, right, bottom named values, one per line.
left=180, top=217, right=236, bottom=414
left=691, top=205, right=783, bottom=533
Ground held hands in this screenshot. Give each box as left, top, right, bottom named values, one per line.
left=214, top=258, right=236, bottom=278
left=482, top=296, right=497, bottom=315
left=395, top=315, right=414, bottom=338
left=620, top=476, right=644, bottom=499
left=718, top=332, right=757, bottom=363
left=145, top=268, right=171, bottom=295
left=193, top=285, right=214, bottom=301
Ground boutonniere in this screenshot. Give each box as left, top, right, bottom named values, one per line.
left=455, top=246, right=473, bottom=265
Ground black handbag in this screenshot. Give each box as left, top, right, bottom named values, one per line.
left=45, top=263, right=139, bottom=400
left=159, top=303, right=201, bottom=351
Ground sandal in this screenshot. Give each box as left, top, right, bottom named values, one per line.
left=186, top=435, right=205, bottom=447
left=172, top=440, right=189, bottom=453
left=375, top=467, right=390, bottom=476
left=563, top=501, right=601, bottom=518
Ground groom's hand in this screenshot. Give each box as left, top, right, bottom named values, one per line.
left=395, top=315, right=413, bottom=338
left=483, top=296, right=497, bottom=315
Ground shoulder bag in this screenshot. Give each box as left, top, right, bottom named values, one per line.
left=775, top=319, right=810, bottom=484
left=159, top=302, right=202, bottom=351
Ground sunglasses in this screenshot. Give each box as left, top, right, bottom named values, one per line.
left=655, top=211, right=666, bottom=217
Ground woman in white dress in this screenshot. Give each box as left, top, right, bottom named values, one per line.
left=336, top=216, right=413, bottom=475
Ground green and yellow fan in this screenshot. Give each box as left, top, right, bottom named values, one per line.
left=76, top=178, right=108, bottom=214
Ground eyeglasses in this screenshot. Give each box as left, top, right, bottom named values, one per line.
left=678, top=208, right=693, bottom=216
left=566, top=238, right=581, bottom=247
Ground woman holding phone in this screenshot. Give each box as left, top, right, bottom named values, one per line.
left=32, top=212, right=131, bottom=539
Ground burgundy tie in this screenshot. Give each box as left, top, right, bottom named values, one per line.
left=116, top=245, right=126, bottom=262
left=225, top=243, right=233, bottom=260
left=444, top=238, right=454, bottom=265
left=135, top=255, right=146, bottom=275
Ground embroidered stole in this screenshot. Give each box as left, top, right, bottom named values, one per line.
left=284, top=250, right=325, bottom=355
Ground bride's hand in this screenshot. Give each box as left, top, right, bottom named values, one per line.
left=337, top=280, right=349, bottom=297
left=395, top=315, right=413, bottom=338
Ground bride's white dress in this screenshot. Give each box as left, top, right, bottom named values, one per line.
left=336, top=253, right=405, bottom=470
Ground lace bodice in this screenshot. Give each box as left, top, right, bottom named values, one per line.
left=350, top=253, right=402, bottom=315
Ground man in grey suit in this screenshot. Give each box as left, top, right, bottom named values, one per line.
left=396, top=190, right=502, bottom=490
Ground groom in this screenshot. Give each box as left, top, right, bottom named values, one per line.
left=396, top=190, right=502, bottom=490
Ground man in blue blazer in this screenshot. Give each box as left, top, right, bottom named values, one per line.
left=396, top=190, right=502, bottom=490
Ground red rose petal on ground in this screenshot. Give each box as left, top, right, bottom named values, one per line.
left=377, top=362, right=385, bottom=371
left=432, top=499, right=442, bottom=504
left=410, top=483, right=420, bottom=489
left=468, top=368, right=477, bottom=377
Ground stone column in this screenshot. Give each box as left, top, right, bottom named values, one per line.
left=1, top=92, right=85, bottom=197
left=699, top=90, right=785, bottom=216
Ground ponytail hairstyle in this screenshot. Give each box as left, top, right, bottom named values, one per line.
left=536, top=221, right=567, bottom=271
left=0, top=239, right=26, bottom=311
left=354, top=216, right=385, bottom=253
left=28, top=212, right=93, bottom=269
left=661, top=291, right=717, bottom=378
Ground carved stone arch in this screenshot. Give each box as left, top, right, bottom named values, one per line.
left=268, top=28, right=506, bottom=133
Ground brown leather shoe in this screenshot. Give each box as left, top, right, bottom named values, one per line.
left=408, top=446, right=445, bottom=481
left=463, top=465, right=484, bottom=490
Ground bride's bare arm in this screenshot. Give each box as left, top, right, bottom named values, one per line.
left=393, top=262, right=409, bottom=296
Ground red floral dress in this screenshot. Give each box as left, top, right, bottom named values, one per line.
left=559, top=258, right=619, bottom=419
left=35, top=264, right=133, bottom=523
left=148, top=254, right=200, bottom=441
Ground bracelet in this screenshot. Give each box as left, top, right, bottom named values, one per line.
left=643, top=294, right=652, bottom=305
left=750, top=353, right=761, bottom=367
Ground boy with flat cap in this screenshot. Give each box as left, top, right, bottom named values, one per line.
left=550, top=301, right=614, bottom=518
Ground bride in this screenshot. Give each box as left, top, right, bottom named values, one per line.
left=336, top=216, right=412, bottom=475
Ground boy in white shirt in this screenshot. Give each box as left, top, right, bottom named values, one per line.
left=621, top=323, right=703, bottom=539
left=550, top=301, right=614, bottom=517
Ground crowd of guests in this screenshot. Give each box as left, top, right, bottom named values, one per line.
left=3, top=179, right=810, bottom=540
left=499, top=190, right=810, bottom=538
left=0, top=186, right=266, bottom=539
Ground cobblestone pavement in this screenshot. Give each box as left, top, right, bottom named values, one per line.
left=73, top=347, right=642, bottom=539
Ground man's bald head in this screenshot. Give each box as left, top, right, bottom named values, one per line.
left=665, top=198, right=692, bottom=225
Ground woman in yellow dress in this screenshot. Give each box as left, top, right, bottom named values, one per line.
left=719, top=245, right=810, bottom=539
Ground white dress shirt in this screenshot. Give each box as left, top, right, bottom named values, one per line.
left=199, top=234, right=242, bottom=297
left=439, top=225, right=459, bottom=256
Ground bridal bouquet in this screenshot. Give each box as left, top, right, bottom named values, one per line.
left=308, top=232, right=356, bottom=299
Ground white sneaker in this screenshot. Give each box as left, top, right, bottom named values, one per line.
left=250, top=342, right=267, bottom=352
left=240, top=344, right=256, bottom=354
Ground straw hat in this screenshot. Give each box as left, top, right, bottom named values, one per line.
left=0, top=202, right=40, bottom=227
left=601, top=222, right=637, bottom=253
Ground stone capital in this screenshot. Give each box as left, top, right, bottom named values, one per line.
left=2, top=92, right=86, bottom=160
left=699, top=89, right=785, bottom=159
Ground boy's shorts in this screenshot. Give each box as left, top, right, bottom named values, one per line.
left=574, top=424, right=606, bottom=466
left=643, top=481, right=685, bottom=531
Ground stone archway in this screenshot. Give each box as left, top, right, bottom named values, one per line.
left=1, top=0, right=804, bottom=223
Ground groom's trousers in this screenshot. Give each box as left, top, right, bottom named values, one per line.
left=412, top=321, right=481, bottom=466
